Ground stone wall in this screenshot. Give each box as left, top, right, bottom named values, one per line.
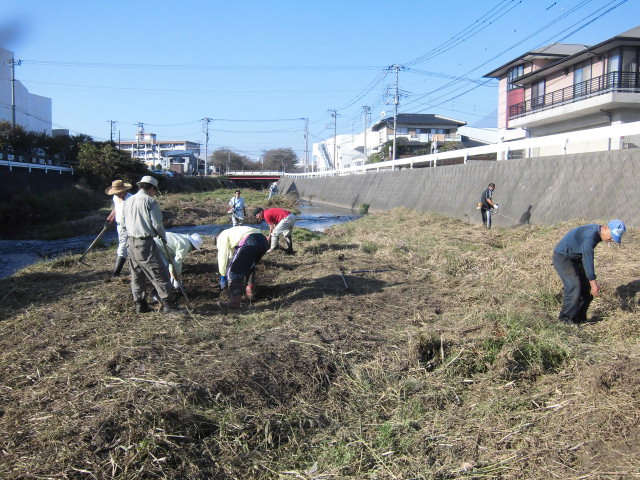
left=279, top=149, right=640, bottom=227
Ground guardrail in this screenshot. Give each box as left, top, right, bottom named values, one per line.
left=285, top=121, right=640, bottom=178
left=1, top=159, right=74, bottom=174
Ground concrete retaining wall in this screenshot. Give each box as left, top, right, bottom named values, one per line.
left=279, top=149, right=640, bottom=227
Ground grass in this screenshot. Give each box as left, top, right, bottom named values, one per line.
left=1, top=207, right=640, bottom=478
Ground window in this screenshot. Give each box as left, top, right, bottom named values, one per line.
left=396, top=127, right=408, bottom=134
left=573, top=60, right=592, bottom=97
left=621, top=46, right=639, bottom=88
left=508, top=65, right=524, bottom=90
left=532, top=79, right=545, bottom=109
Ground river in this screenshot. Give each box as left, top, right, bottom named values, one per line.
left=0, top=203, right=360, bottom=279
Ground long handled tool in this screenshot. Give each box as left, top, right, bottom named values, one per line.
left=158, top=239, right=192, bottom=308
left=493, top=210, right=520, bottom=223
left=78, top=223, right=110, bottom=264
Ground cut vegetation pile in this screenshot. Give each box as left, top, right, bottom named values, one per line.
left=1, top=208, right=639, bottom=479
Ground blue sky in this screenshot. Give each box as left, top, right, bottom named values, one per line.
left=1, top=0, right=637, bottom=161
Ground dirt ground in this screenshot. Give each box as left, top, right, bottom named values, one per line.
left=1, top=205, right=639, bottom=479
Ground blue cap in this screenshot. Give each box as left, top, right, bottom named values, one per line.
left=608, top=219, right=626, bottom=243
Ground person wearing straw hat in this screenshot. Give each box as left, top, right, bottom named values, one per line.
left=552, top=220, right=626, bottom=325
left=105, top=179, right=133, bottom=278
left=154, top=232, right=203, bottom=290
left=121, top=175, right=182, bottom=314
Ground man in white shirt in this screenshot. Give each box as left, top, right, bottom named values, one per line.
left=228, top=190, right=246, bottom=226
left=105, top=179, right=133, bottom=278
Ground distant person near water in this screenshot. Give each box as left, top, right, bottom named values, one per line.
left=268, top=181, right=278, bottom=199
left=105, top=179, right=133, bottom=279
left=478, top=183, right=498, bottom=229
left=552, top=220, right=626, bottom=325
left=228, top=190, right=247, bottom=226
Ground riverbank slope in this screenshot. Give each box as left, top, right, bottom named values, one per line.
left=1, top=211, right=639, bottom=479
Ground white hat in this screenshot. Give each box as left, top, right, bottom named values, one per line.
left=137, top=175, right=159, bottom=188
left=189, top=233, right=203, bottom=250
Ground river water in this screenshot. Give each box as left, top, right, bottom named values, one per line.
left=0, top=203, right=360, bottom=279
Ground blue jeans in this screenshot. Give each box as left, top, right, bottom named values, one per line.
left=552, top=252, right=592, bottom=323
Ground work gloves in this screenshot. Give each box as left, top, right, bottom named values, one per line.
left=219, top=275, right=227, bottom=289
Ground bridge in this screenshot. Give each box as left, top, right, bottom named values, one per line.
left=225, top=171, right=281, bottom=188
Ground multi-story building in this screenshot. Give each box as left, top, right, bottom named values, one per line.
left=0, top=48, right=52, bottom=134
left=118, top=126, right=200, bottom=173
left=312, top=113, right=467, bottom=170
left=484, top=26, right=640, bottom=155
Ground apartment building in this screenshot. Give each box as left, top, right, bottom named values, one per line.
left=0, top=48, right=52, bottom=134
left=485, top=26, right=640, bottom=155
left=118, top=130, right=200, bottom=173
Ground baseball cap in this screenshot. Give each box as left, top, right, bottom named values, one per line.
left=608, top=219, right=626, bottom=244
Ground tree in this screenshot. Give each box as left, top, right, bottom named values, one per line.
left=210, top=148, right=256, bottom=174
left=262, top=148, right=298, bottom=172
left=77, top=142, right=147, bottom=188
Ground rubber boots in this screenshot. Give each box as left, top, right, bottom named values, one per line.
left=161, top=299, right=184, bottom=314
left=219, top=295, right=242, bottom=309
left=112, top=256, right=126, bottom=277
left=285, top=234, right=294, bottom=255
left=135, top=299, right=151, bottom=314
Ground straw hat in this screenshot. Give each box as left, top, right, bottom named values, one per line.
left=105, top=179, right=132, bottom=195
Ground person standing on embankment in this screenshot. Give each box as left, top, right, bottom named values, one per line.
left=228, top=190, right=246, bottom=226
left=105, top=179, right=132, bottom=279
left=121, top=175, right=183, bottom=314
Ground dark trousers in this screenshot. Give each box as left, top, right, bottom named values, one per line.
left=552, top=252, right=592, bottom=322
left=481, top=208, right=492, bottom=229
left=227, top=234, right=269, bottom=297
left=127, top=237, right=175, bottom=303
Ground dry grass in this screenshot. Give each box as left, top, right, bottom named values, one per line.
left=1, top=208, right=639, bottom=479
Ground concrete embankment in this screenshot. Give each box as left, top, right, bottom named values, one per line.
left=279, top=149, right=640, bottom=227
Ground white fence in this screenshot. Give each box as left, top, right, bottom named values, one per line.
left=1, top=159, right=74, bottom=174
left=286, top=121, right=640, bottom=178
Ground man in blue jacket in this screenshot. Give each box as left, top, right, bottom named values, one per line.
left=552, top=220, right=626, bottom=325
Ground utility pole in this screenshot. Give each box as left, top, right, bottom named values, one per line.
left=328, top=109, right=338, bottom=170
left=303, top=117, right=309, bottom=172
left=362, top=105, right=371, bottom=164
left=6, top=57, right=22, bottom=128
left=389, top=64, right=404, bottom=163
left=107, top=120, right=117, bottom=143
left=202, top=117, right=212, bottom=175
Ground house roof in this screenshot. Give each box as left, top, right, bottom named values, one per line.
left=371, top=113, right=466, bottom=131
left=484, top=43, right=588, bottom=78
left=514, top=25, right=640, bottom=84
left=484, top=25, right=640, bottom=81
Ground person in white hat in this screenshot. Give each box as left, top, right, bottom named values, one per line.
left=121, top=175, right=182, bottom=314
left=154, top=232, right=203, bottom=289
left=105, top=179, right=133, bottom=278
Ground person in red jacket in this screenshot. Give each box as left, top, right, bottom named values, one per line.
left=253, top=207, right=296, bottom=254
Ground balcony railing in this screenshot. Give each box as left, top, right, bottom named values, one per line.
left=509, top=71, right=640, bottom=119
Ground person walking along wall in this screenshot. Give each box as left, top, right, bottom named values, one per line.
left=122, top=175, right=183, bottom=314
left=105, top=179, right=133, bottom=278
left=552, top=220, right=626, bottom=325
left=479, top=183, right=498, bottom=229
left=215, top=226, right=270, bottom=309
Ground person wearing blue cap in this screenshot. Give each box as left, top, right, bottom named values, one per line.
left=552, top=220, right=626, bottom=325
